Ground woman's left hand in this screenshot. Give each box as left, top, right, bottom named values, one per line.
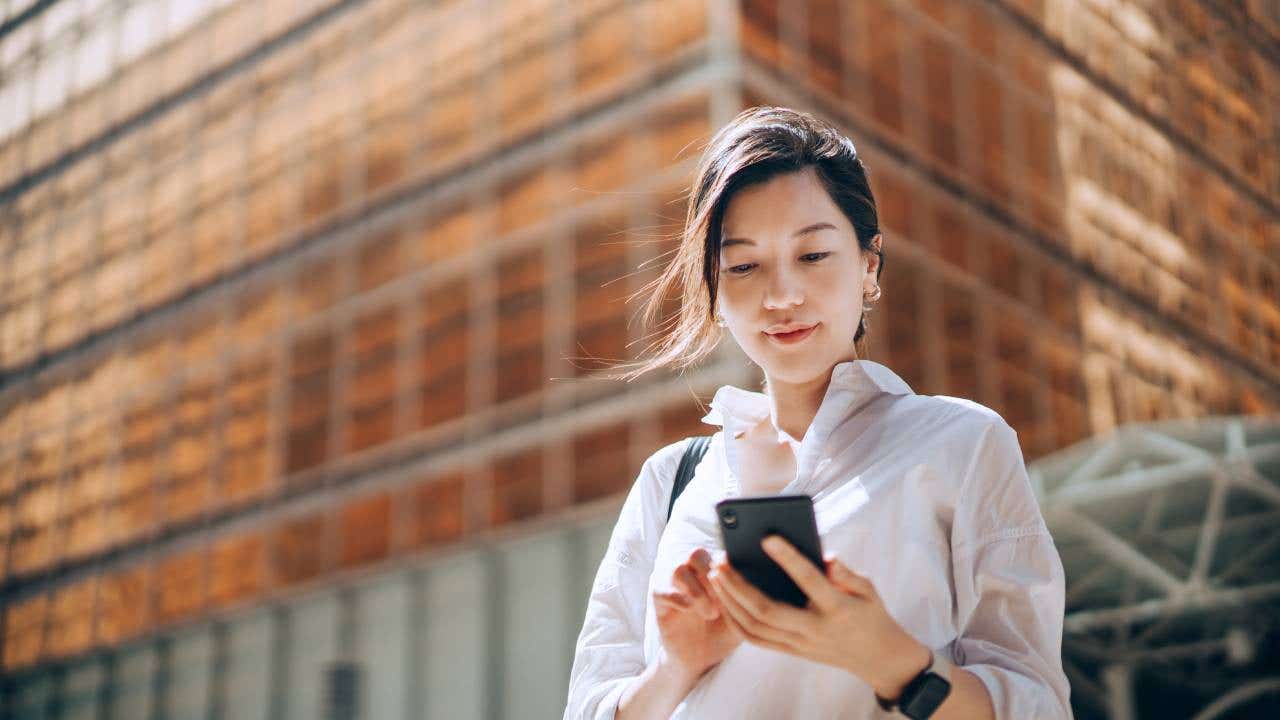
left=707, top=535, right=931, bottom=700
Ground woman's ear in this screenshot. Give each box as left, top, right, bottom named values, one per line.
left=864, top=234, right=883, bottom=277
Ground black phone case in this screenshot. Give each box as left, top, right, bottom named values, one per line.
left=715, top=494, right=825, bottom=607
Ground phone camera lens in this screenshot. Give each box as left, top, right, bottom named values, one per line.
left=722, top=510, right=738, bottom=528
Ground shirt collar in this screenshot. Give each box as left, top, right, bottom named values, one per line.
left=699, top=359, right=914, bottom=438
left=699, top=359, right=914, bottom=494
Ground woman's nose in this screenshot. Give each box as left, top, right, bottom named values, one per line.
left=763, top=266, right=804, bottom=309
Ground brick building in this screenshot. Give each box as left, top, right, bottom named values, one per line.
left=0, top=0, right=1276, bottom=717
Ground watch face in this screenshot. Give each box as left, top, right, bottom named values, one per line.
left=901, top=674, right=952, bottom=720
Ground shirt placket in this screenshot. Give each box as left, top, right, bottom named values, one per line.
left=787, top=380, right=863, bottom=495
left=718, top=413, right=756, bottom=496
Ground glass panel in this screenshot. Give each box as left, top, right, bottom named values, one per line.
left=165, top=625, right=214, bottom=720
left=110, top=644, right=158, bottom=720
left=84, top=0, right=115, bottom=16
left=32, top=49, right=71, bottom=118
left=119, top=0, right=161, bottom=63
left=170, top=0, right=218, bottom=36
left=500, top=533, right=573, bottom=720
left=40, top=0, right=78, bottom=44
left=61, top=657, right=105, bottom=720
left=4, top=64, right=33, bottom=137
left=422, top=552, right=488, bottom=720
left=491, top=448, right=544, bottom=526
left=284, top=592, right=339, bottom=720
left=494, top=247, right=544, bottom=404
left=575, top=518, right=616, bottom=623
left=9, top=672, right=53, bottom=719
left=75, top=18, right=117, bottom=93
left=224, top=609, right=274, bottom=720
left=2, top=21, right=36, bottom=67
left=284, top=328, right=334, bottom=476
left=346, top=302, right=400, bottom=453
left=355, top=574, right=411, bottom=720
left=0, top=82, right=21, bottom=137
left=573, top=422, right=630, bottom=502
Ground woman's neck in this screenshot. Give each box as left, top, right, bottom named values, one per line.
left=763, top=371, right=832, bottom=443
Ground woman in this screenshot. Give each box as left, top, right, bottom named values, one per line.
left=563, top=107, right=1072, bottom=719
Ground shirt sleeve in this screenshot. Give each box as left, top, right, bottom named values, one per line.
left=950, top=421, right=1073, bottom=720
left=563, top=440, right=684, bottom=720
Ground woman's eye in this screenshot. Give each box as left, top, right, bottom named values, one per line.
left=727, top=252, right=834, bottom=274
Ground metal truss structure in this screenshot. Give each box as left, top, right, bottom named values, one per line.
left=1031, top=416, right=1280, bottom=719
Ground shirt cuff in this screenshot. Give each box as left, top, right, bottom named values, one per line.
left=961, top=662, right=1070, bottom=720
left=592, top=676, right=635, bottom=720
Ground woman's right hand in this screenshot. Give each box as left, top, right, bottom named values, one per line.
left=651, top=548, right=743, bottom=679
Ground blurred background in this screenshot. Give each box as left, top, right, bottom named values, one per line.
left=0, top=0, right=1277, bottom=718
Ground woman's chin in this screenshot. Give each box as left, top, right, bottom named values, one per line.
left=754, top=354, right=840, bottom=386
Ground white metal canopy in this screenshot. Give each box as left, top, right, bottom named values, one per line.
left=1030, top=415, right=1280, bottom=719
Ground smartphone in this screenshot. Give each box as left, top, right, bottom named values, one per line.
left=715, top=494, right=825, bottom=607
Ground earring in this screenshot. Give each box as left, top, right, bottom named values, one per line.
left=715, top=313, right=727, bottom=327
left=864, top=284, right=882, bottom=303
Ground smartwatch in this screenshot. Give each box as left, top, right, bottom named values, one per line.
left=875, top=646, right=953, bottom=719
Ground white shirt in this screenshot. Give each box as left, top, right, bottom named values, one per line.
left=564, top=359, right=1072, bottom=719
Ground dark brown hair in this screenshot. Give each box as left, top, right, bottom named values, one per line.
left=615, top=106, right=884, bottom=381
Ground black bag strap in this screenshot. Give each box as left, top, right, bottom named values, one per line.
left=667, top=435, right=712, bottom=522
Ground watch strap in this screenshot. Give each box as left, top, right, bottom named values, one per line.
left=875, top=647, right=953, bottom=716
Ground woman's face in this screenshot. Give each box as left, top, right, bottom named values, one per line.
left=716, top=167, right=879, bottom=386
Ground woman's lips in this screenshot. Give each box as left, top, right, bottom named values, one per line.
left=764, top=324, right=817, bottom=345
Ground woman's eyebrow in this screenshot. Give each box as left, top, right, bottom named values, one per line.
left=722, top=222, right=838, bottom=248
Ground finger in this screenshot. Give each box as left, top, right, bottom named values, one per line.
left=687, top=551, right=720, bottom=604
left=826, top=559, right=877, bottom=598
left=671, top=565, right=698, bottom=596
left=713, top=592, right=757, bottom=644
left=717, top=601, right=793, bottom=656
left=652, top=589, right=692, bottom=612
left=690, top=548, right=713, bottom=574
left=713, top=590, right=750, bottom=637
left=674, top=566, right=719, bottom=620
left=680, top=556, right=711, bottom=589
left=761, top=536, right=843, bottom=610
left=711, top=561, right=812, bottom=637
left=692, top=571, right=721, bottom=618
left=709, top=570, right=802, bottom=650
